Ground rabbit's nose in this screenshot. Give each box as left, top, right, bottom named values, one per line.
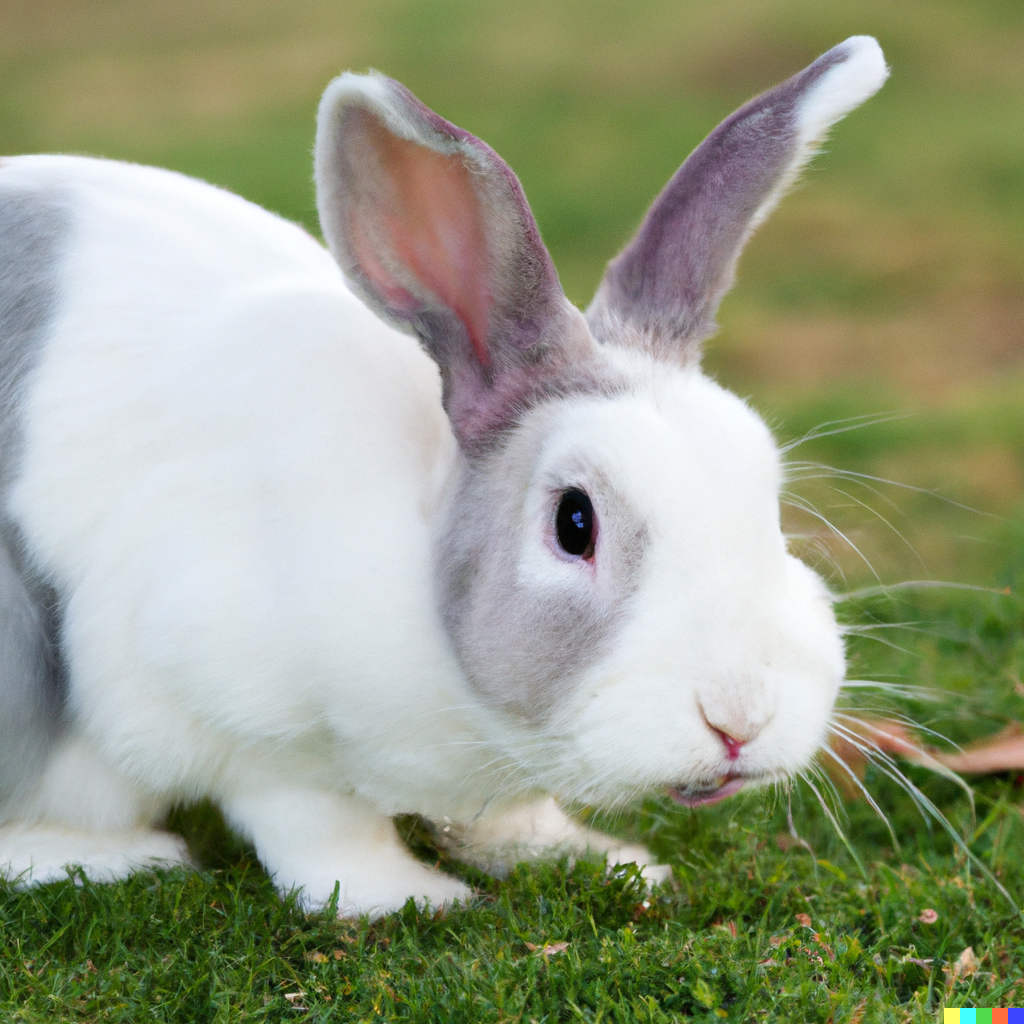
left=712, top=728, right=745, bottom=761
left=700, top=708, right=772, bottom=757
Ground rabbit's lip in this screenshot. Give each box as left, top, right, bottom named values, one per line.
left=667, top=776, right=746, bottom=808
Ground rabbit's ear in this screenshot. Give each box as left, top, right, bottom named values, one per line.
left=587, top=36, right=888, bottom=359
left=316, top=73, right=589, bottom=453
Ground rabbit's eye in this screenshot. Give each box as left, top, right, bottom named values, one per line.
left=555, top=489, right=596, bottom=559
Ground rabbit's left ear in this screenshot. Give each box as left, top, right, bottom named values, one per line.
left=315, top=73, right=592, bottom=454
left=587, top=36, right=888, bottom=359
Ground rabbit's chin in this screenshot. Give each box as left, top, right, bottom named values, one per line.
left=667, top=776, right=747, bottom=808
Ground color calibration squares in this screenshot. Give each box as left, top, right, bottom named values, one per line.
left=943, top=1010, right=1024, bottom=1023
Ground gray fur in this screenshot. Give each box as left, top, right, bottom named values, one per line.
left=587, top=43, right=850, bottom=356
left=0, top=183, right=70, bottom=808
left=435, top=433, right=648, bottom=722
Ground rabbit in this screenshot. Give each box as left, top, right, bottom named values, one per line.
left=0, top=36, right=887, bottom=919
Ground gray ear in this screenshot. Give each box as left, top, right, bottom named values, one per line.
left=315, top=73, right=594, bottom=454
left=587, top=36, right=888, bottom=358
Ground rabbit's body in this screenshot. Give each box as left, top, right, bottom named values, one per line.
left=0, top=155, right=485, bottom=817
left=0, top=38, right=887, bottom=917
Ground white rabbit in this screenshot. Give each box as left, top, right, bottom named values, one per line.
left=0, top=37, right=887, bottom=918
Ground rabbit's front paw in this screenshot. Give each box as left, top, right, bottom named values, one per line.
left=446, top=795, right=670, bottom=887
left=224, top=787, right=473, bottom=920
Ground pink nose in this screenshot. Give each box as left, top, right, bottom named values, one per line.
left=714, top=729, right=744, bottom=760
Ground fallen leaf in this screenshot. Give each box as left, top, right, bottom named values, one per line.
left=943, top=946, right=979, bottom=989
left=833, top=714, right=1024, bottom=783
left=918, top=908, right=939, bottom=924
left=525, top=941, right=569, bottom=956
left=929, top=722, right=1024, bottom=774
left=796, top=913, right=812, bottom=928
left=538, top=942, right=569, bottom=956
left=284, top=991, right=306, bottom=1003
left=332, top=949, right=346, bottom=960
left=304, top=951, right=328, bottom=964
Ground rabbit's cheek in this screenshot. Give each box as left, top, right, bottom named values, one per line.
left=434, top=474, right=647, bottom=724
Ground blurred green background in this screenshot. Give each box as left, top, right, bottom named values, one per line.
left=2, top=0, right=1023, bottom=588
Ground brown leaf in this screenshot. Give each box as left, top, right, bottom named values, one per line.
left=304, top=951, right=329, bottom=964
left=929, top=722, right=1024, bottom=774
left=526, top=940, right=569, bottom=956
left=796, top=913, right=812, bottom=928
left=539, top=942, right=569, bottom=956
left=943, top=946, right=979, bottom=989
left=826, top=714, right=1024, bottom=789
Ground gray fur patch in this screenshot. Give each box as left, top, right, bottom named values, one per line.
left=0, top=183, right=70, bottom=809
left=435, top=424, right=648, bottom=723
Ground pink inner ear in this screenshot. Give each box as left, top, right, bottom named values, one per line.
left=357, top=115, right=494, bottom=366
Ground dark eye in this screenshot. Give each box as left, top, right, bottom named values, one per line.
left=555, top=489, right=596, bottom=559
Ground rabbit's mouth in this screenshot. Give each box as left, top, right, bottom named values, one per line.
left=667, top=776, right=745, bottom=808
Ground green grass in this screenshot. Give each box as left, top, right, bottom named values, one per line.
left=12, top=469, right=1024, bottom=1015
left=5, top=585, right=1024, bottom=1020
left=4, top=0, right=1024, bottom=1019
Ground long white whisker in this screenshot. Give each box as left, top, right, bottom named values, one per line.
left=787, top=462, right=1001, bottom=520
left=835, top=580, right=1012, bottom=602
left=782, top=493, right=880, bottom=581
left=819, top=738, right=899, bottom=849
left=825, top=486, right=927, bottom=570
left=779, top=411, right=914, bottom=454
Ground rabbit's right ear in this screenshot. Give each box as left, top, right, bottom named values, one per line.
left=315, top=73, right=591, bottom=454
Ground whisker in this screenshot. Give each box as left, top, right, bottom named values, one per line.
left=831, top=710, right=962, bottom=753
left=781, top=493, right=880, bottom=580
left=835, top=580, right=1013, bottom=602
left=825, top=486, right=927, bottom=570
left=779, top=411, right=915, bottom=454
left=819, top=738, right=899, bottom=849
left=838, top=679, right=946, bottom=702
left=786, top=462, right=1001, bottom=520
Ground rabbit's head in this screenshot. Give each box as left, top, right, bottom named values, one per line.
left=314, top=38, right=888, bottom=807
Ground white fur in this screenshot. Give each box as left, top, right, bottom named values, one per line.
left=0, top=43, right=882, bottom=916
left=795, top=36, right=889, bottom=146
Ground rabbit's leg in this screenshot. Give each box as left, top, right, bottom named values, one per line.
left=449, top=796, right=672, bottom=885
left=223, top=788, right=472, bottom=919
left=0, top=734, right=187, bottom=884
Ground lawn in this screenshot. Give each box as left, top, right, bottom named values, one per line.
left=2, top=0, right=1024, bottom=1020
